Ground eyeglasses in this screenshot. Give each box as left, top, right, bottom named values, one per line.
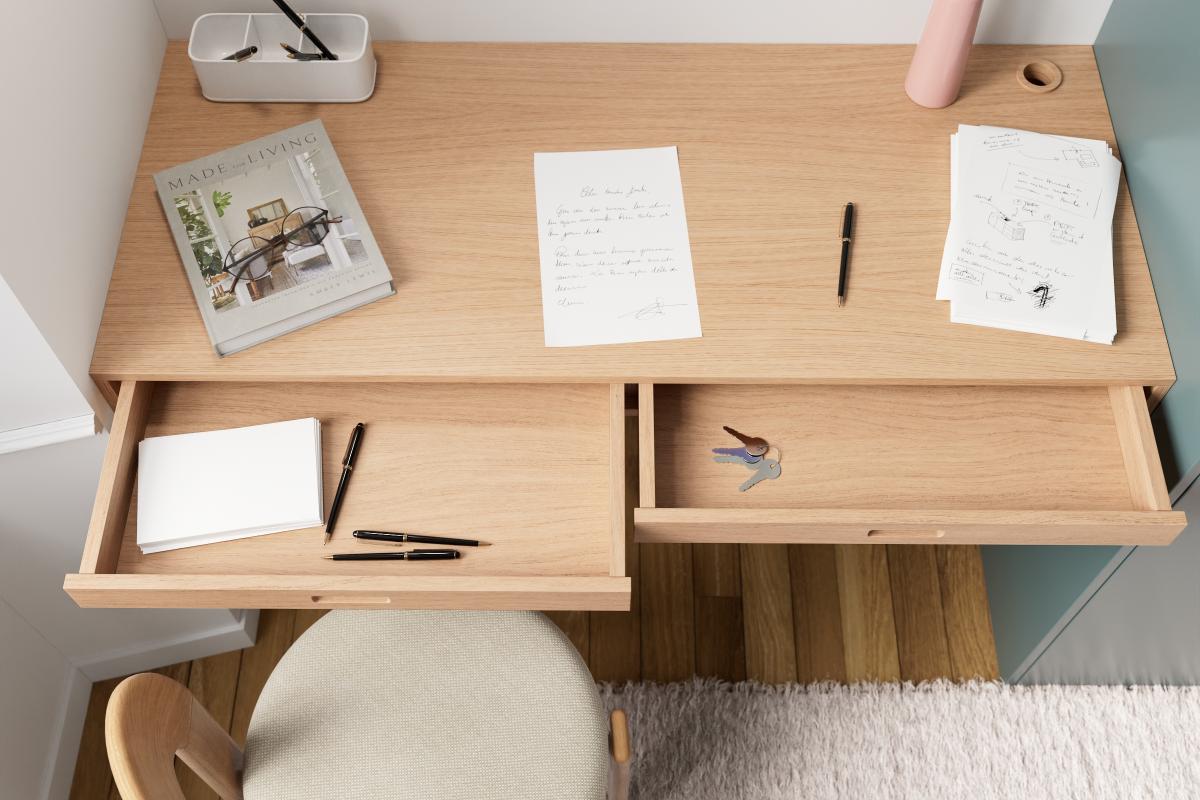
left=223, top=206, right=343, bottom=290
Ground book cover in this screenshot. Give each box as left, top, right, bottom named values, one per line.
left=154, top=119, right=394, bottom=355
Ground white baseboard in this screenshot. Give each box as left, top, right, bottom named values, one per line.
left=0, top=414, right=97, bottom=455
left=43, top=667, right=91, bottom=800
left=74, top=609, right=260, bottom=682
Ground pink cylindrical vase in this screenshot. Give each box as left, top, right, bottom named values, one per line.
left=905, top=0, right=984, bottom=108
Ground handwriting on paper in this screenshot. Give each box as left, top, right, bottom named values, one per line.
left=1002, top=164, right=1101, bottom=219
left=534, top=147, right=702, bottom=347
left=949, top=238, right=1074, bottom=298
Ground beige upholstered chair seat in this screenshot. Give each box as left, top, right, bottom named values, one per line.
left=242, top=610, right=608, bottom=800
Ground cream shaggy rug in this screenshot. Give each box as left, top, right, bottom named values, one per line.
left=598, top=679, right=1200, bottom=799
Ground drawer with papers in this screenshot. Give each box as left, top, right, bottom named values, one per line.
left=66, top=381, right=630, bottom=610
left=633, top=383, right=1185, bottom=546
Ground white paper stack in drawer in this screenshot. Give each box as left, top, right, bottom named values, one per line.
left=137, top=418, right=323, bottom=554
left=936, top=125, right=1123, bottom=344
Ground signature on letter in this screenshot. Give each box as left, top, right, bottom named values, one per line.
left=620, top=297, right=687, bottom=320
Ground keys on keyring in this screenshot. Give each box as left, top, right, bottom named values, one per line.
left=712, top=424, right=781, bottom=491
left=722, top=426, right=769, bottom=457
left=713, top=454, right=782, bottom=491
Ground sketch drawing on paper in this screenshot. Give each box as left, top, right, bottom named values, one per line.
left=1028, top=282, right=1056, bottom=309
left=1064, top=148, right=1099, bottom=168
left=987, top=210, right=1026, bottom=241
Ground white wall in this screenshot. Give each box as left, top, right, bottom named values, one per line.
left=0, top=277, right=93, bottom=433
left=152, top=0, right=1115, bottom=44
left=0, top=598, right=74, bottom=800
left=0, top=0, right=169, bottom=427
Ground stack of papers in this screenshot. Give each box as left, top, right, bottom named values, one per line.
left=937, top=125, right=1123, bottom=343
left=137, top=418, right=323, bottom=554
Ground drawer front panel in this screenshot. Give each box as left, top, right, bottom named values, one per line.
left=64, top=574, right=631, bottom=610
left=635, top=508, right=1183, bottom=546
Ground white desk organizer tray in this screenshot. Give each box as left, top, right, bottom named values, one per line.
left=188, top=13, right=375, bottom=102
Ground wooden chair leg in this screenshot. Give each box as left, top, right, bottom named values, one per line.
left=609, top=708, right=631, bottom=800
left=106, top=672, right=244, bottom=800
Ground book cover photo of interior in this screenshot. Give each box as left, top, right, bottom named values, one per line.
left=155, top=119, right=394, bottom=355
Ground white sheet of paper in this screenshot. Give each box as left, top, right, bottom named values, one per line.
left=936, top=125, right=1121, bottom=343
left=534, top=146, right=702, bottom=347
left=137, top=418, right=323, bottom=554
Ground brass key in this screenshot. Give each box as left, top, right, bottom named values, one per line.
left=722, top=426, right=769, bottom=457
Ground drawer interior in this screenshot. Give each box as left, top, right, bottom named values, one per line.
left=67, top=381, right=629, bottom=609
left=636, top=383, right=1185, bottom=545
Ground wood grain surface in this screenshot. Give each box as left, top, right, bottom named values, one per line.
left=653, top=383, right=1135, bottom=511
left=92, top=44, right=1172, bottom=389
left=114, top=381, right=615, bottom=578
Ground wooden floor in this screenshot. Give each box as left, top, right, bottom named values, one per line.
left=70, top=420, right=998, bottom=799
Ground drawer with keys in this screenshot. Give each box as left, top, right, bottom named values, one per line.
left=65, top=381, right=630, bottom=610
left=634, top=383, right=1185, bottom=546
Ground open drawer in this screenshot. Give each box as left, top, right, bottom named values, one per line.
left=66, top=381, right=629, bottom=610
left=635, top=383, right=1185, bottom=545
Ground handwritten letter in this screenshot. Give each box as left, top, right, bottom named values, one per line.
left=534, top=147, right=702, bottom=347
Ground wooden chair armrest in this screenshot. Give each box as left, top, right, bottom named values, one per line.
left=106, top=672, right=244, bottom=800
left=609, top=708, right=631, bottom=800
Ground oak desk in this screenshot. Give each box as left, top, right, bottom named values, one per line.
left=67, top=43, right=1185, bottom=611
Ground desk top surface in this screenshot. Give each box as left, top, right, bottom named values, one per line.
left=91, top=43, right=1174, bottom=387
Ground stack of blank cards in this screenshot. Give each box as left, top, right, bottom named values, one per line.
left=137, top=418, right=323, bottom=554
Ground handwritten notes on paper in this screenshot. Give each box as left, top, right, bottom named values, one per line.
left=937, top=125, right=1122, bottom=343
left=534, top=147, right=702, bottom=347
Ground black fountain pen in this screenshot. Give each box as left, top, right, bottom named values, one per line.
left=324, top=422, right=364, bottom=544
left=353, top=530, right=490, bottom=547
left=323, top=549, right=461, bottom=561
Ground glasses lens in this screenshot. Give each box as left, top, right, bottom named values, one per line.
left=283, top=207, right=330, bottom=247
left=224, top=236, right=273, bottom=280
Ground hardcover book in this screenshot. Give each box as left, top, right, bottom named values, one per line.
left=155, top=119, right=394, bottom=356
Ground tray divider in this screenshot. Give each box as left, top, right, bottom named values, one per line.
left=637, top=384, right=656, bottom=508
left=609, top=383, right=627, bottom=577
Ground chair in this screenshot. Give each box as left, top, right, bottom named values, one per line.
left=105, top=611, right=631, bottom=800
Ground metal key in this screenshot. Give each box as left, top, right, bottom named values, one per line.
left=722, top=426, right=769, bottom=457
left=712, top=454, right=782, bottom=491
left=739, top=458, right=781, bottom=491
left=712, top=446, right=763, bottom=463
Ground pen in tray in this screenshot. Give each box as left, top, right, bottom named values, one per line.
left=353, top=530, right=489, bottom=547
left=324, top=549, right=461, bottom=561
left=280, top=42, right=324, bottom=61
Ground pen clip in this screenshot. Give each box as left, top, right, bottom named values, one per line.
left=343, top=423, right=363, bottom=466
left=839, top=203, right=854, bottom=242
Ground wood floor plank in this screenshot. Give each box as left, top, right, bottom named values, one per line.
left=693, top=544, right=741, bottom=598
left=937, top=545, right=1001, bottom=680
left=175, top=648, right=243, bottom=799
left=789, top=545, right=847, bottom=683
left=229, top=609, right=296, bottom=747
left=740, top=544, right=797, bottom=683
left=589, top=416, right=642, bottom=682
left=70, top=678, right=122, bottom=800
left=640, top=542, right=695, bottom=681
left=546, top=611, right=591, bottom=662
left=887, top=545, right=953, bottom=682
left=835, top=545, right=901, bottom=682
left=291, top=609, right=328, bottom=643
left=694, top=595, right=746, bottom=680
